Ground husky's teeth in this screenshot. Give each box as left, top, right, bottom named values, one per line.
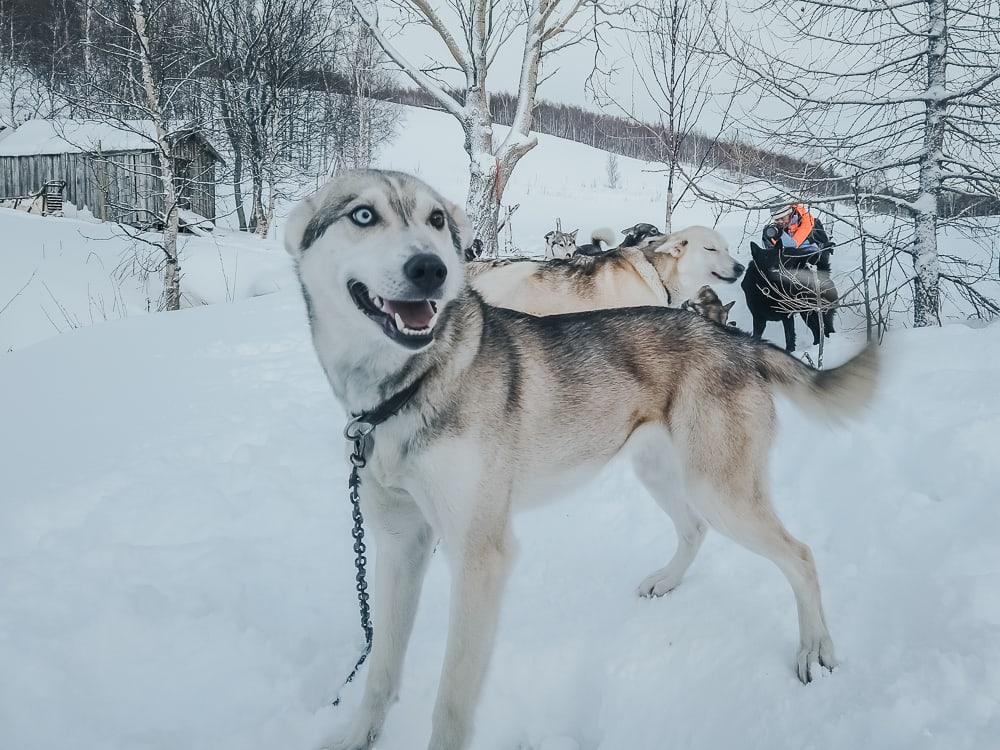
left=373, top=296, right=383, bottom=309
left=393, top=312, right=405, bottom=330
left=430, top=301, right=438, bottom=313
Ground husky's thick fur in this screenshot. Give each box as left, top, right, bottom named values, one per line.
left=469, top=225, right=745, bottom=316
left=286, top=170, right=879, bottom=750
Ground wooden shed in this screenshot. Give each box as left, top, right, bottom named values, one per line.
left=0, top=119, right=223, bottom=226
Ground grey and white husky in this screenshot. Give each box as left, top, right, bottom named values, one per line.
left=285, top=170, right=879, bottom=750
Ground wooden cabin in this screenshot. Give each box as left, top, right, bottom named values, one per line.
left=0, top=119, right=222, bottom=226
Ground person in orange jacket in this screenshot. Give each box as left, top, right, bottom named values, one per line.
left=762, top=203, right=834, bottom=272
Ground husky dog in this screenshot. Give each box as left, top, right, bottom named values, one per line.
left=543, top=228, right=578, bottom=259
left=468, top=225, right=745, bottom=317
left=544, top=227, right=617, bottom=258
left=286, top=170, right=878, bottom=750
left=620, top=222, right=662, bottom=248
left=682, top=284, right=737, bottom=326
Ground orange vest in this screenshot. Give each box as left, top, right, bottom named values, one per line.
left=789, top=205, right=815, bottom=247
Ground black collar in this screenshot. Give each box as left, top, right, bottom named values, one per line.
left=345, top=373, right=427, bottom=440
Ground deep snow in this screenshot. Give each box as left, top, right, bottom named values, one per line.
left=1, top=289, right=998, bottom=750
left=1, top=102, right=998, bottom=750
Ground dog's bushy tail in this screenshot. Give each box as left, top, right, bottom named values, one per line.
left=591, top=227, right=617, bottom=249
left=761, top=343, right=880, bottom=423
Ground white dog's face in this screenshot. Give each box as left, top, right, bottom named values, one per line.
left=664, top=226, right=745, bottom=289
left=285, top=170, right=471, bottom=352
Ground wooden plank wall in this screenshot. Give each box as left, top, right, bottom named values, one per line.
left=0, top=135, right=217, bottom=225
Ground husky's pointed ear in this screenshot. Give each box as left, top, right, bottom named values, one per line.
left=545, top=230, right=555, bottom=242
left=283, top=193, right=320, bottom=259
left=724, top=300, right=736, bottom=312
left=652, top=233, right=688, bottom=257
left=570, top=229, right=579, bottom=240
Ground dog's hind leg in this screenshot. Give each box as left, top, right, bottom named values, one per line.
left=781, top=316, right=797, bottom=351
left=706, top=482, right=836, bottom=684
left=630, top=438, right=706, bottom=597
left=328, top=487, right=434, bottom=750
left=803, top=311, right=822, bottom=346
left=752, top=315, right=766, bottom=340
left=678, top=397, right=835, bottom=684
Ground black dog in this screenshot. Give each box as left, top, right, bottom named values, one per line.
left=742, top=242, right=837, bottom=352
left=464, top=238, right=484, bottom=262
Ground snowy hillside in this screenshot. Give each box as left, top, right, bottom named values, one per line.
left=3, top=104, right=996, bottom=355
left=1, top=290, right=998, bottom=750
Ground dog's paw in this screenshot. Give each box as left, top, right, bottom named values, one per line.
left=319, top=726, right=377, bottom=750
left=636, top=568, right=683, bottom=598
left=796, top=635, right=837, bottom=684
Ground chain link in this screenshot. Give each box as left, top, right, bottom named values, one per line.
left=332, top=431, right=374, bottom=706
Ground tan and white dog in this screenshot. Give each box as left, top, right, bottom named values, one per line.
left=285, top=170, right=878, bottom=750
left=469, top=225, right=745, bottom=316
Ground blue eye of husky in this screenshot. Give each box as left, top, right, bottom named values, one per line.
left=350, top=206, right=377, bottom=227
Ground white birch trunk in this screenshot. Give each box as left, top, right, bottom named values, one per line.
left=664, top=171, right=675, bottom=234
left=132, top=0, right=180, bottom=311
left=83, top=0, right=93, bottom=77
left=351, top=0, right=583, bottom=257
left=913, top=0, right=946, bottom=326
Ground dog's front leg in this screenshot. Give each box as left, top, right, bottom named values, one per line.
left=427, top=515, right=515, bottom=750
left=328, top=485, right=434, bottom=750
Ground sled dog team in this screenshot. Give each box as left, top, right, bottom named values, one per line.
left=285, top=170, right=875, bottom=750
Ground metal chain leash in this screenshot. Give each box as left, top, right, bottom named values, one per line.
left=332, top=417, right=375, bottom=707
left=329, top=376, right=427, bottom=707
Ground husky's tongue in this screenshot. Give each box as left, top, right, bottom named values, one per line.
left=383, top=299, right=435, bottom=329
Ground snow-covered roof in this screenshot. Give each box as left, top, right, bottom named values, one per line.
left=0, top=119, right=223, bottom=161
left=0, top=119, right=159, bottom=155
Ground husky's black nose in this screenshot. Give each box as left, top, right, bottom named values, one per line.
left=404, top=253, right=448, bottom=294
left=733, top=262, right=746, bottom=276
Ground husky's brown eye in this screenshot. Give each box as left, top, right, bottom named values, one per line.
left=429, top=209, right=446, bottom=230
left=351, top=206, right=377, bottom=227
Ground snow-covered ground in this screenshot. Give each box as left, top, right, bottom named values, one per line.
left=0, top=208, right=294, bottom=353
left=1, top=289, right=998, bottom=750
left=1, top=104, right=998, bottom=749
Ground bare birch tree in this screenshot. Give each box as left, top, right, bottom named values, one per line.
left=595, top=0, right=743, bottom=232
left=197, top=0, right=345, bottom=237
left=353, top=0, right=595, bottom=256
left=63, top=0, right=211, bottom=311
left=720, top=0, right=1000, bottom=327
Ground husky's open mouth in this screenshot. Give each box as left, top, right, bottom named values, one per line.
left=348, top=280, right=439, bottom=349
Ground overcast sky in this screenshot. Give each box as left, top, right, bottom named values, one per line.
left=382, top=1, right=777, bottom=129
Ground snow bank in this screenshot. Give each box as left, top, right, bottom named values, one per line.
left=1, top=292, right=997, bottom=749
left=0, top=208, right=295, bottom=353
